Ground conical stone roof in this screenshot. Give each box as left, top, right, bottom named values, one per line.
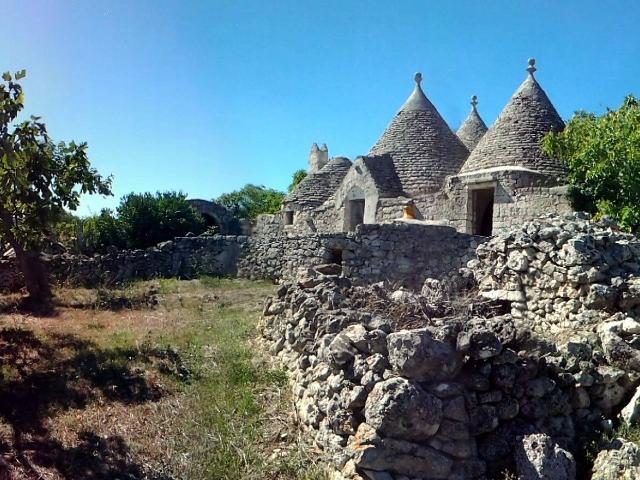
left=369, top=73, right=469, bottom=195
left=457, top=96, right=488, bottom=151
left=459, top=59, right=566, bottom=177
left=284, top=157, right=352, bottom=209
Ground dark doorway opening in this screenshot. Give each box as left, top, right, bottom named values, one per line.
left=328, top=249, right=343, bottom=264
left=472, top=188, right=495, bottom=236
left=201, top=213, right=220, bottom=234
left=202, top=213, right=219, bottom=228
left=345, top=199, right=365, bottom=231
left=283, top=211, right=294, bottom=225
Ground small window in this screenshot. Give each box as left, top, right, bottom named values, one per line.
left=284, top=211, right=294, bottom=225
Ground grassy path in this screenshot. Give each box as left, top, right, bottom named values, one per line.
left=0, top=278, right=325, bottom=480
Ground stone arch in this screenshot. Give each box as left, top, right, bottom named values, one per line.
left=187, top=199, right=241, bottom=235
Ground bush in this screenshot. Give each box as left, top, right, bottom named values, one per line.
left=55, top=191, right=206, bottom=254
left=83, top=209, right=126, bottom=253
left=215, top=184, right=285, bottom=220
left=543, top=95, right=640, bottom=231
left=288, top=169, right=307, bottom=192
left=117, top=191, right=206, bottom=249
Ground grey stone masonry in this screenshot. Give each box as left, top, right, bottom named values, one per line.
left=456, top=96, right=488, bottom=151
left=285, top=157, right=352, bottom=210
left=369, top=73, right=469, bottom=195
left=460, top=59, right=566, bottom=178
left=343, top=223, right=483, bottom=288
left=241, top=222, right=484, bottom=290
left=42, top=235, right=246, bottom=288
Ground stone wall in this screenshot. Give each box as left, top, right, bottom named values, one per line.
left=343, top=223, right=482, bottom=289
left=0, top=222, right=482, bottom=293
left=472, top=212, right=640, bottom=335
left=238, top=233, right=352, bottom=281
left=0, top=236, right=247, bottom=291
left=240, top=222, right=482, bottom=290
left=261, top=268, right=620, bottom=480
left=254, top=214, right=284, bottom=236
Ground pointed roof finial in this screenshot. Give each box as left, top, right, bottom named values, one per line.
left=471, top=95, right=478, bottom=110
left=527, top=58, right=537, bottom=76
left=414, top=72, right=422, bottom=85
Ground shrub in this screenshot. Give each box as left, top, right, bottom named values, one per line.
left=83, top=209, right=126, bottom=253
left=215, top=184, right=285, bottom=220
left=117, top=191, right=206, bottom=249
left=543, top=95, right=640, bottom=231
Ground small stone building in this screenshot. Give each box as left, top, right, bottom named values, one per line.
left=282, top=59, right=572, bottom=236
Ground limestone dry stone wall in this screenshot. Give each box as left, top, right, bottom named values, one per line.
left=261, top=267, right=625, bottom=480
left=0, top=235, right=247, bottom=291
left=472, top=212, right=640, bottom=335
left=240, top=223, right=482, bottom=290
left=239, top=233, right=352, bottom=281
left=343, top=223, right=482, bottom=289
left=0, top=222, right=480, bottom=293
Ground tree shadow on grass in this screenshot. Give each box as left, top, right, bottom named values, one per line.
left=0, top=327, right=176, bottom=479
left=0, top=293, right=59, bottom=317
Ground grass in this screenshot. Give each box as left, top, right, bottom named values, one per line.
left=611, top=421, right=640, bottom=444
left=0, top=277, right=328, bottom=480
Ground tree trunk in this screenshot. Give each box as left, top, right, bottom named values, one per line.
left=0, top=226, right=51, bottom=303
left=15, top=246, right=51, bottom=302
left=0, top=207, right=52, bottom=304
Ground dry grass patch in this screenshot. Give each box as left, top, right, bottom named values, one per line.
left=0, top=277, right=326, bottom=480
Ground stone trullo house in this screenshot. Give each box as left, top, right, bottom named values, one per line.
left=282, top=59, right=571, bottom=236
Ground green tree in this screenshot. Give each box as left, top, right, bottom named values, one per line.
left=83, top=209, right=126, bottom=253
left=50, top=211, right=83, bottom=251
left=0, top=70, right=112, bottom=301
left=215, top=184, right=285, bottom=219
left=543, top=95, right=640, bottom=231
left=288, top=169, right=307, bottom=192
left=117, top=191, right=205, bottom=249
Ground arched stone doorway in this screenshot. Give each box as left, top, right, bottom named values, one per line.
left=187, top=199, right=241, bottom=235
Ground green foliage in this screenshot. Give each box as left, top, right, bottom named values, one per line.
left=543, top=95, right=640, bottom=231
left=0, top=70, right=112, bottom=250
left=0, top=70, right=111, bottom=299
left=288, top=169, right=307, bottom=192
left=116, top=191, right=205, bottom=249
left=51, top=211, right=84, bottom=251
left=215, top=184, right=285, bottom=219
left=613, top=421, right=640, bottom=444
left=54, top=192, right=206, bottom=254
left=83, top=209, right=126, bottom=252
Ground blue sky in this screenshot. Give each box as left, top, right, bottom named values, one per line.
left=1, top=0, right=639, bottom=215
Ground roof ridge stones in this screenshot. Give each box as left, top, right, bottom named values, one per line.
left=459, top=58, right=566, bottom=178
left=369, top=72, right=470, bottom=195
left=457, top=95, right=488, bottom=151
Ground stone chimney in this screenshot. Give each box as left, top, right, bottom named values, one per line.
left=309, top=143, right=329, bottom=173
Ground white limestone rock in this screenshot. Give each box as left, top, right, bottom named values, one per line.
left=386, top=328, right=461, bottom=382
left=620, top=386, right=640, bottom=425
left=364, top=377, right=442, bottom=441
left=515, top=433, right=576, bottom=480
left=592, top=438, right=640, bottom=480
